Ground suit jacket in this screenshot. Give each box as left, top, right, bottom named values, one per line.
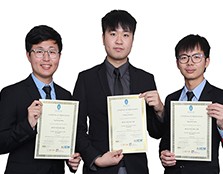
left=159, top=81, right=223, bottom=174
left=73, top=62, right=163, bottom=174
left=0, top=75, right=74, bottom=174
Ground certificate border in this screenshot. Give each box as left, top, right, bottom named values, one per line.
left=35, top=99, right=79, bottom=159
left=171, top=101, right=212, bottom=161
left=107, top=95, right=147, bottom=154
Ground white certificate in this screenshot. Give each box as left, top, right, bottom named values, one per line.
left=107, top=95, right=147, bottom=153
left=34, top=99, right=79, bottom=159
left=171, top=101, right=212, bottom=161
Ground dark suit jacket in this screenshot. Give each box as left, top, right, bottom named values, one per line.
left=73, top=62, right=163, bottom=174
left=159, top=81, right=223, bottom=174
left=0, top=75, right=74, bottom=174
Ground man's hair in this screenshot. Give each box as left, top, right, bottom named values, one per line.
left=25, top=25, right=62, bottom=53
left=101, top=9, right=137, bottom=35
left=175, top=34, right=210, bottom=58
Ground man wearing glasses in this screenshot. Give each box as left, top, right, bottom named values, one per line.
left=159, top=34, right=223, bottom=174
left=0, top=25, right=81, bottom=174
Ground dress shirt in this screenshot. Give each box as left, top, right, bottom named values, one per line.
left=31, top=73, right=56, bottom=100
left=105, top=59, right=130, bottom=95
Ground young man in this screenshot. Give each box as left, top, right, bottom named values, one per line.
left=159, top=34, right=223, bottom=174
left=73, top=10, right=164, bottom=174
left=0, top=25, right=81, bottom=174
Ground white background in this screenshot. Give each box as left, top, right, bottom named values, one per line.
left=0, top=0, right=223, bottom=173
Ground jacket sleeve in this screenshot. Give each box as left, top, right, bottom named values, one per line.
left=0, top=87, right=36, bottom=154
left=72, top=73, right=102, bottom=170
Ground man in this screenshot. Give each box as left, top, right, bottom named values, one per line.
left=0, top=25, right=81, bottom=174
left=159, top=34, right=223, bottom=174
left=73, top=10, right=164, bottom=174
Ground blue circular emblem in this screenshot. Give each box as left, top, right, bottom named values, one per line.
left=124, top=99, right=128, bottom=105
left=57, top=104, right=61, bottom=110
left=189, top=105, right=193, bottom=111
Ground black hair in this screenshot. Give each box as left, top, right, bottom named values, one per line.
left=175, top=34, right=210, bottom=58
left=101, top=10, right=137, bottom=35
left=25, top=25, right=62, bottom=53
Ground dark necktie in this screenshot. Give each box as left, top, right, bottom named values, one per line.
left=43, top=86, right=51, bottom=99
left=113, top=68, right=123, bottom=95
left=186, top=91, right=194, bottom=101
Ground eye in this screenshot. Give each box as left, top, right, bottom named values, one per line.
left=123, top=33, right=129, bottom=37
left=179, top=56, right=187, bottom=60
left=36, top=49, right=44, bottom=54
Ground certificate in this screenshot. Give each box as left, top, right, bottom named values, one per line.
left=171, top=101, right=212, bottom=161
left=34, top=99, right=79, bottom=159
left=107, top=95, right=147, bottom=153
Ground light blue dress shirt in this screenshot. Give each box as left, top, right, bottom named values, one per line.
left=31, top=73, right=56, bottom=100
left=179, top=79, right=223, bottom=138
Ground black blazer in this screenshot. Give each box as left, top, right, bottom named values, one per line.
left=159, top=81, right=223, bottom=174
left=0, top=75, right=74, bottom=174
left=73, top=62, right=163, bottom=174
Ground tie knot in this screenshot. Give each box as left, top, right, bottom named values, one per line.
left=43, top=86, right=51, bottom=99
left=114, top=68, right=121, bottom=77
left=186, top=91, right=194, bottom=101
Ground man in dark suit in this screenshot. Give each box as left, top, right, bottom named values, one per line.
left=72, top=10, right=164, bottom=174
left=159, top=34, right=223, bottom=174
left=0, top=25, right=81, bottom=174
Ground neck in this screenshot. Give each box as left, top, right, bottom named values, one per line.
left=185, top=77, right=204, bottom=90
left=106, top=57, right=128, bottom=68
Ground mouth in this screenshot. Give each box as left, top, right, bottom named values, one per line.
left=114, top=47, right=124, bottom=52
left=41, top=64, right=52, bottom=70
left=185, top=68, right=195, bottom=74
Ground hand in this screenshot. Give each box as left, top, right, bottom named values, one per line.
left=207, top=103, right=223, bottom=129
left=160, top=150, right=176, bottom=167
left=27, top=100, right=42, bottom=128
left=68, top=153, right=81, bottom=171
left=140, top=90, right=164, bottom=120
left=95, top=150, right=123, bottom=167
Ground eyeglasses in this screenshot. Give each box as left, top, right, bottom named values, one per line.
left=31, top=48, right=59, bottom=59
left=177, top=53, right=205, bottom=64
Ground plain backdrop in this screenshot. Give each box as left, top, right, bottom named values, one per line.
left=0, top=0, right=223, bottom=173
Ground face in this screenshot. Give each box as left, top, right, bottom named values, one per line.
left=177, top=47, right=210, bottom=85
left=103, top=26, right=134, bottom=66
left=26, top=40, right=60, bottom=84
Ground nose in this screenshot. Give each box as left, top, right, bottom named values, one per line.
left=115, top=35, right=123, bottom=44
left=42, top=51, right=50, bottom=60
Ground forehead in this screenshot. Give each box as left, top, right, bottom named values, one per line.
left=106, top=24, right=131, bottom=32
left=32, top=40, right=58, bottom=49
left=179, top=45, right=203, bottom=55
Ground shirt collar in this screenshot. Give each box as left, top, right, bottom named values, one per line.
left=31, top=73, right=54, bottom=90
left=105, top=58, right=129, bottom=78
left=180, top=79, right=206, bottom=101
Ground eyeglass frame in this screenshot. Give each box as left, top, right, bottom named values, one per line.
left=30, top=48, right=60, bottom=59
left=177, top=53, right=206, bottom=64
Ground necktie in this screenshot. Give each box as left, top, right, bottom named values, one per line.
left=113, top=68, right=123, bottom=95
left=43, top=86, right=51, bottom=99
left=186, top=91, right=194, bottom=101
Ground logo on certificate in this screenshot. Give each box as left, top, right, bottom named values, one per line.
left=124, top=99, right=128, bottom=105
left=57, top=104, right=61, bottom=110
left=188, top=105, right=193, bottom=111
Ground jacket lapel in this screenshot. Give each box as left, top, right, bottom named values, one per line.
left=199, top=81, right=213, bottom=101
left=25, top=75, right=41, bottom=100
left=98, top=62, right=112, bottom=96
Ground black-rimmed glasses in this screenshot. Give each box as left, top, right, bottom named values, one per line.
left=177, top=53, right=205, bottom=64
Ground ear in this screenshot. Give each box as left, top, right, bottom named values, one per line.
left=176, top=59, right=180, bottom=69
left=205, top=57, right=210, bottom=68
left=26, top=52, right=31, bottom=62
left=102, top=34, right=105, bottom=45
